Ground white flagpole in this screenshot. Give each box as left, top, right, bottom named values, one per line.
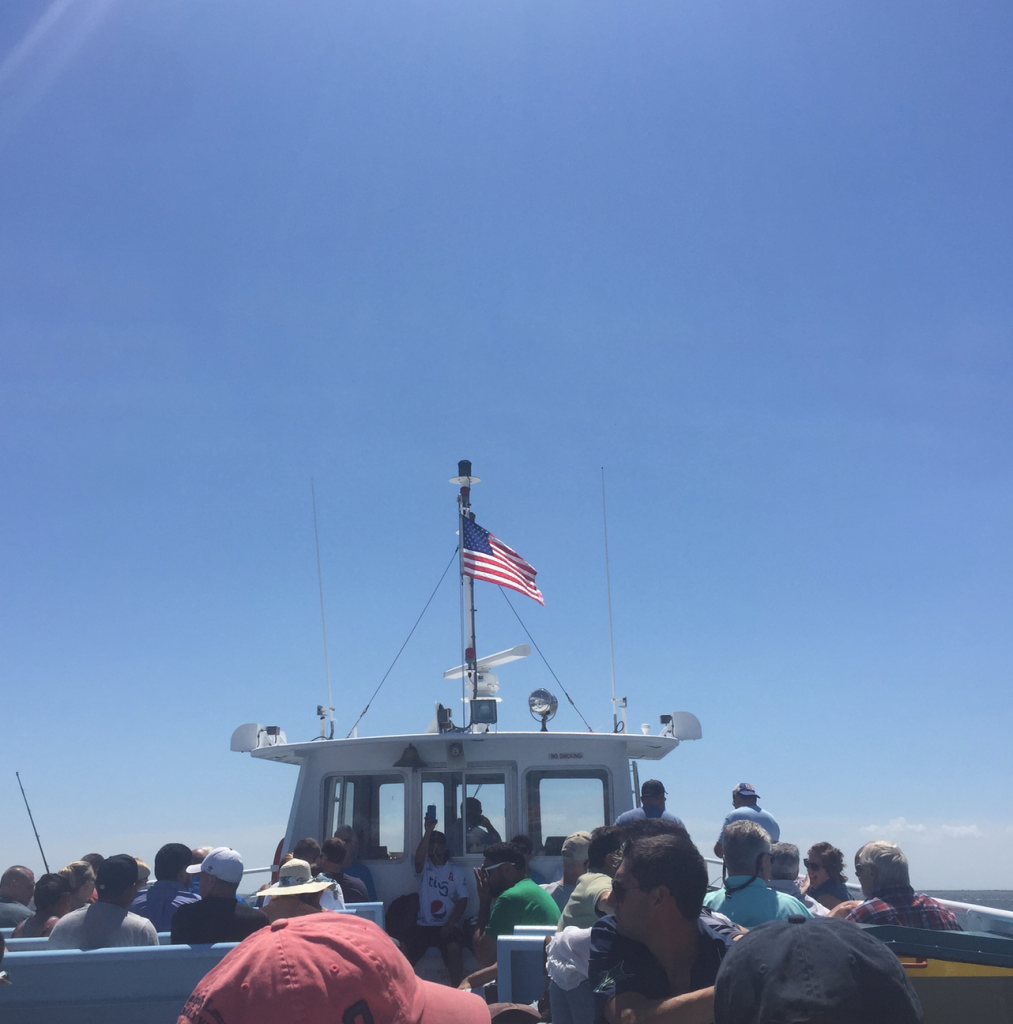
left=452, top=460, right=480, bottom=728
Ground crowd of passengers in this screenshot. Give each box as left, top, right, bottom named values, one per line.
left=0, top=780, right=959, bottom=1023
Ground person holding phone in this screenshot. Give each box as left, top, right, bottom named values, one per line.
left=445, top=797, right=501, bottom=855
left=407, top=812, right=470, bottom=985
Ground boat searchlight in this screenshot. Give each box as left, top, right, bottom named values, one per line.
left=528, top=688, right=558, bottom=731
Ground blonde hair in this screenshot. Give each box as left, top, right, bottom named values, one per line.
left=60, top=861, right=96, bottom=891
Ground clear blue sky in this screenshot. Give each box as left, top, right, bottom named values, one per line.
left=1, top=0, right=1010, bottom=888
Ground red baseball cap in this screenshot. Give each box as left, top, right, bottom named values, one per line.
left=177, top=913, right=490, bottom=1024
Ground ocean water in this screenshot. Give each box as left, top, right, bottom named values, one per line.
left=925, top=891, right=1013, bottom=912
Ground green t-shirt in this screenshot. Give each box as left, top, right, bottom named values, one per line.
left=486, top=877, right=561, bottom=937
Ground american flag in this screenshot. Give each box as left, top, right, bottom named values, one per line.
left=461, top=518, right=544, bottom=605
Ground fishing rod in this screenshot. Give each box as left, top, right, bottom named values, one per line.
left=15, top=772, right=49, bottom=873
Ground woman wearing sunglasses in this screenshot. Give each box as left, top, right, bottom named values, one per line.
left=802, top=843, right=851, bottom=909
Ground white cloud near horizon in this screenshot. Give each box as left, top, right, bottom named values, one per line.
left=861, top=816, right=927, bottom=836
left=941, top=824, right=983, bottom=839
left=860, top=817, right=983, bottom=842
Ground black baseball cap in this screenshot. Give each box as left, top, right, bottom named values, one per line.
left=95, top=854, right=140, bottom=893
left=641, top=779, right=666, bottom=797
left=714, top=915, right=923, bottom=1024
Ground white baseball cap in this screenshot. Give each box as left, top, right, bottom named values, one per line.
left=186, top=846, right=244, bottom=884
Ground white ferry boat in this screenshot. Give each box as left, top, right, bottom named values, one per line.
left=231, top=460, right=704, bottom=910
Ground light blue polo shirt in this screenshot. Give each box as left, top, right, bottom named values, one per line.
left=703, top=876, right=811, bottom=928
left=613, top=805, right=685, bottom=829
left=718, top=805, right=780, bottom=842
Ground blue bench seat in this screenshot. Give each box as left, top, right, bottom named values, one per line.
left=0, top=942, right=238, bottom=1024
left=0, top=903, right=385, bottom=1024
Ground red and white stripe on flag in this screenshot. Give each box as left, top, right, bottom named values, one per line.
left=462, top=521, right=544, bottom=605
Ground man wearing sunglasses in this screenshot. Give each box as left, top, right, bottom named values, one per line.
left=588, top=833, right=741, bottom=1024
left=459, top=841, right=560, bottom=993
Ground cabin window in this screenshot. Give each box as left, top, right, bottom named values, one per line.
left=326, top=774, right=406, bottom=861
left=421, top=771, right=507, bottom=858
left=525, top=770, right=610, bottom=856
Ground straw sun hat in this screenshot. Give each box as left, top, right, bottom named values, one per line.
left=258, top=859, right=335, bottom=898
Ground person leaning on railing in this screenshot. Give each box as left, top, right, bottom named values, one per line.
left=844, top=841, right=961, bottom=931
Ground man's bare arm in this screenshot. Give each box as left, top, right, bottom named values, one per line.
left=443, top=896, right=468, bottom=933
left=470, top=866, right=497, bottom=966
left=594, top=890, right=613, bottom=915
left=604, top=987, right=715, bottom=1024
left=459, top=964, right=497, bottom=991
left=414, top=819, right=435, bottom=874
left=472, top=929, right=497, bottom=966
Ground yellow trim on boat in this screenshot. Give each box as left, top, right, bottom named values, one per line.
left=898, top=957, right=1013, bottom=978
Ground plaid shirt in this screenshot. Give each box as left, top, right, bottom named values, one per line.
left=847, top=885, right=961, bottom=930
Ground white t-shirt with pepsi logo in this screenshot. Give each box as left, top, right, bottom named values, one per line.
left=418, top=858, right=468, bottom=926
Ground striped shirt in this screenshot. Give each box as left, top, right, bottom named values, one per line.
left=130, top=881, right=200, bottom=933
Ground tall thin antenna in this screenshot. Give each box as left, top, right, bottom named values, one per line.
left=601, top=468, right=621, bottom=733
left=16, top=772, right=49, bottom=873
left=311, top=479, right=334, bottom=740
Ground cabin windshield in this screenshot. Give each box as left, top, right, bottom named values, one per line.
left=525, top=769, right=610, bottom=856
left=422, top=770, right=506, bottom=858
left=327, top=773, right=406, bottom=861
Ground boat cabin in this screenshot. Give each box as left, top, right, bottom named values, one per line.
left=233, top=719, right=701, bottom=907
